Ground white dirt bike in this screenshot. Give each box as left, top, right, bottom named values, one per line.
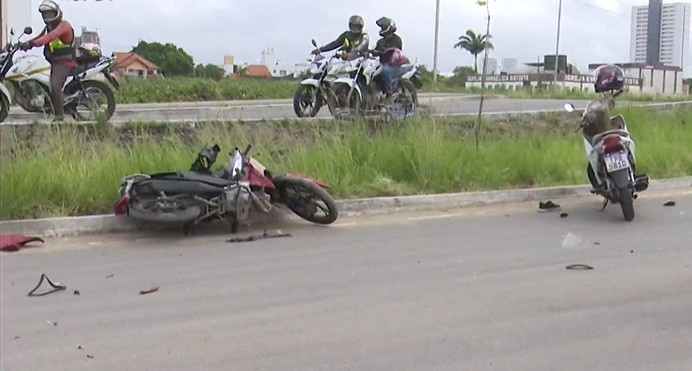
left=563, top=89, right=649, bottom=221
left=329, top=49, right=422, bottom=121
left=0, top=26, right=119, bottom=123
left=293, top=39, right=351, bottom=118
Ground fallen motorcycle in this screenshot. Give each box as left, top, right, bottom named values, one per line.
left=563, top=89, right=649, bottom=221
left=114, top=144, right=339, bottom=234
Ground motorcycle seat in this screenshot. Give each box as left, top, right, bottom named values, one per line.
left=72, top=61, right=100, bottom=76
left=173, top=171, right=235, bottom=187
left=591, top=129, right=629, bottom=145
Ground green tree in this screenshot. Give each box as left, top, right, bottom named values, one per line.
left=447, top=65, right=476, bottom=86
left=453, top=29, right=494, bottom=74
left=132, top=40, right=195, bottom=77
left=195, top=63, right=226, bottom=80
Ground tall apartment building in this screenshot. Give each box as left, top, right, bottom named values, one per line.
left=630, top=0, right=691, bottom=69
left=75, top=26, right=101, bottom=48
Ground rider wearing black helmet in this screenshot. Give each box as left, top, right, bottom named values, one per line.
left=311, top=15, right=370, bottom=60
left=373, top=17, right=404, bottom=104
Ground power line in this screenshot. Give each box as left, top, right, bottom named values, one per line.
left=571, top=0, right=630, bottom=18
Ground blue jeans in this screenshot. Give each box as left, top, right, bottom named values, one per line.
left=380, top=63, right=402, bottom=95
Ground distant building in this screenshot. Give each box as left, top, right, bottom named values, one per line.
left=480, top=57, right=498, bottom=75
left=501, top=58, right=517, bottom=73
left=630, top=1, right=690, bottom=69
left=231, top=64, right=273, bottom=79
left=75, top=26, right=100, bottom=48
left=112, top=52, right=161, bottom=79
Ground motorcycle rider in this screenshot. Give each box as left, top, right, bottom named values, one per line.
left=372, top=17, right=405, bottom=104
left=587, top=64, right=646, bottom=191
left=311, top=15, right=370, bottom=61
left=20, top=0, right=76, bottom=122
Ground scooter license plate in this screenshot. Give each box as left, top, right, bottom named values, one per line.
left=604, top=152, right=630, bottom=172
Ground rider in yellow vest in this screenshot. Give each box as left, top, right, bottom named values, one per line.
left=20, top=0, right=77, bottom=122
left=311, top=15, right=370, bottom=61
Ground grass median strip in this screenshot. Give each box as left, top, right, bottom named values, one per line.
left=112, top=77, right=692, bottom=104
left=1, top=107, right=690, bottom=220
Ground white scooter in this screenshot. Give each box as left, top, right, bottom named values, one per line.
left=0, top=26, right=119, bottom=123
left=563, top=89, right=649, bottom=221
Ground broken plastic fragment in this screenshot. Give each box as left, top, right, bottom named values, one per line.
left=561, top=232, right=585, bottom=249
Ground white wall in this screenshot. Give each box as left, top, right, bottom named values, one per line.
left=2, top=0, right=31, bottom=47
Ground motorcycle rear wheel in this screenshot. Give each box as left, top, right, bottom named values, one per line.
left=0, top=95, right=9, bottom=123
left=128, top=197, right=202, bottom=223
left=618, top=187, right=635, bottom=221
left=65, top=80, right=116, bottom=122
left=274, top=175, right=339, bottom=225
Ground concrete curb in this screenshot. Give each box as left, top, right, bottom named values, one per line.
left=1, top=177, right=690, bottom=237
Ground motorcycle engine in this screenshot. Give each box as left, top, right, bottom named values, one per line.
left=21, top=81, right=50, bottom=111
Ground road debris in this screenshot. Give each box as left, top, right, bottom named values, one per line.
left=73, top=290, right=80, bottom=295
left=14, top=336, right=20, bottom=340
left=86, top=354, right=94, bottom=359
left=46, top=321, right=58, bottom=326
left=106, top=274, right=114, bottom=278
left=539, top=201, right=561, bottom=213
left=566, top=264, right=593, bottom=270
left=227, top=229, right=292, bottom=243
left=28, top=274, right=66, bottom=297
left=560, top=212, right=569, bottom=218
left=0, top=234, right=44, bottom=252
left=594, top=242, right=601, bottom=246
left=139, top=286, right=159, bottom=295
left=561, top=232, right=585, bottom=249
left=663, top=201, right=676, bottom=207
left=78, top=345, right=84, bottom=350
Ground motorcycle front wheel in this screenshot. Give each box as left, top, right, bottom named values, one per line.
left=274, top=175, right=339, bottom=225
left=293, top=85, right=322, bottom=118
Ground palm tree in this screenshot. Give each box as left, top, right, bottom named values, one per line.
left=454, top=29, right=494, bottom=74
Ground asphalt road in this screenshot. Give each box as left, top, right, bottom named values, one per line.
left=3, top=93, right=669, bottom=125
left=2, top=188, right=691, bottom=371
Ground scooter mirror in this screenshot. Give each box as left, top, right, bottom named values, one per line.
left=563, top=103, right=575, bottom=113
left=311, top=39, right=317, bottom=47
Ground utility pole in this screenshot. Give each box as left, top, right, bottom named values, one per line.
left=553, top=0, right=563, bottom=86
left=433, top=0, right=441, bottom=83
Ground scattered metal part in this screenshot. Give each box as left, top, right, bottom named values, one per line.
left=78, top=345, right=84, bottom=350
left=631, top=250, right=634, bottom=254
left=139, top=286, right=159, bottom=295
left=566, top=264, right=593, bottom=270
left=226, top=229, right=292, bottom=243
left=86, top=354, right=94, bottom=359
left=14, top=336, right=20, bottom=340
left=663, top=201, right=676, bottom=207
left=73, top=290, right=80, bottom=295
left=28, top=274, right=66, bottom=297
left=594, top=242, right=601, bottom=245
left=46, top=321, right=58, bottom=326
left=106, top=274, right=114, bottom=278
left=560, top=212, right=569, bottom=218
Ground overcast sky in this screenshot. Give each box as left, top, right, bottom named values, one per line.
left=25, top=0, right=692, bottom=76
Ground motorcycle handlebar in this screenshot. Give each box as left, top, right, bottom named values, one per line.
left=243, top=144, right=252, bottom=156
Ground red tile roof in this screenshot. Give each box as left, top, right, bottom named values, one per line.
left=241, top=64, right=272, bottom=78
left=113, top=52, right=160, bottom=71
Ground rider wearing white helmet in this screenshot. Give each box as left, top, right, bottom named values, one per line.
left=20, top=0, right=77, bottom=122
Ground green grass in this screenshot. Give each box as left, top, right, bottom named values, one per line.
left=112, top=77, right=692, bottom=104
left=1, top=107, right=691, bottom=220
